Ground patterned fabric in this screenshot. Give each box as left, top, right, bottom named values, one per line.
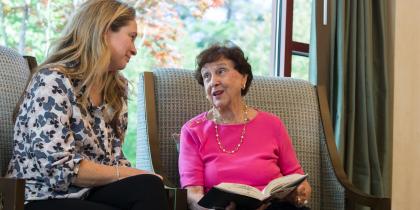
left=6, top=68, right=130, bottom=201
left=136, top=68, right=345, bottom=210
left=0, top=46, right=31, bottom=176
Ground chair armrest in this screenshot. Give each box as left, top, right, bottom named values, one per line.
left=0, top=178, right=25, bottom=210
left=317, top=86, right=391, bottom=210
left=159, top=175, right=187, bottom=210
left=343, top=183, right=390, bottom=210
left=165, top=187, right=187, bottom=210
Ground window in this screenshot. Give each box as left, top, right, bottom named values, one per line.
left=126, top=0, right=274, bottom=164
left=1, top=0, right=313, bottom=165
left=132, top=0, right=273, bottom=76
left=273, top=0, right=312, bottom=80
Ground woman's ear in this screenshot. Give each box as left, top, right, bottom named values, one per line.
left=242, top=74, right=248, bottom=88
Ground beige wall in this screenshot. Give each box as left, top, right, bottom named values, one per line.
left=392, top=0, right=420, bottom=209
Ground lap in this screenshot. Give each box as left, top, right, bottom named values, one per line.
left=87, top=174, right=168, bottom=210
left=26, top=174, right=168, bottom=210
left=266, top=201, right=310, bottom=210
left=25, top=199, right=118, bottom=210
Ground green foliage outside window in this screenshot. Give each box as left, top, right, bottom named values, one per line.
left=1, top=0, right=273, bottom=166
left=2, top=0, right=312, bottom=166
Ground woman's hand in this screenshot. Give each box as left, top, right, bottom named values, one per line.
left=185, top=186, right=270, bottom=210
left=286, top=180, right=311, bottom=207
left=225, top=202, right=236, bottom=210
left=186, top=186, right=209, bottom=210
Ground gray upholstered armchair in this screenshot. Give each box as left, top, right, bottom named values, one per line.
left=0, top=46, right=37, bottom=210
left=136, top=68, right=391, bottom=210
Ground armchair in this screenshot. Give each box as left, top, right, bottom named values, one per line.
left=0, top=46, right=37, bottom=210
left=136, top=68, right=391, bottom=210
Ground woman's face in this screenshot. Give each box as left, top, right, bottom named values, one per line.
left=201, top=57, right=248, bottom=109
left=107, top=20, right=137, bottom=72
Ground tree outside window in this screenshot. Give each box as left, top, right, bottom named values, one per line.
left=1, top=0, right=311, bottom=165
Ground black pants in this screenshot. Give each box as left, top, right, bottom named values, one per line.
left=265, top=201, right=311, bottom=210
left=25, top=174, right=169, bottom=210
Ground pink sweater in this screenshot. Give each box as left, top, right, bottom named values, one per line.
left=179, top=111, right=304, bottom=192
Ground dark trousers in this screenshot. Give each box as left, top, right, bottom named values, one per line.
left=25, top=174, right=169, bottom=210
left=265, top=201, right=311, bottom=210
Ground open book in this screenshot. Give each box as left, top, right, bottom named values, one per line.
left=198, top=173, right=308, bottom=210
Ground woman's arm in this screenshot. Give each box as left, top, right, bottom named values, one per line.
left=186, top=186, right=209, bottom=210
left=186, top=186, right=241, bottom=210
left=73, top=159, right=161, bottom=187
left=272, top=115, right=311, bottom=206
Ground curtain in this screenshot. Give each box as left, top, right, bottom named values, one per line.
left=310, top=0, right=391, bottom=201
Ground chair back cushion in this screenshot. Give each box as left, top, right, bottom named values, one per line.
left=136, top=68, right=344, bottom=210
left=0, top=46, right=31, bottom=176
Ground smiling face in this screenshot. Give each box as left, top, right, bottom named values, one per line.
left=107, top=20, right=137, bottom=72
left=201, top=57, right=248, bottom=109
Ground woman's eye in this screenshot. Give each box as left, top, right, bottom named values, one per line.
left=218, top=68, right=226, bottom=74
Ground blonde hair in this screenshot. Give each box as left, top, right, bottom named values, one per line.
left=37, top=0, right=136, bottom=141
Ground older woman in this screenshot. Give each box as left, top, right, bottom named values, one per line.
left=179, top=42, right=311, bottom=210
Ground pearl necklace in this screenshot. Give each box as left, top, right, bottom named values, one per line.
left=213, top=105, right=249, bottom=154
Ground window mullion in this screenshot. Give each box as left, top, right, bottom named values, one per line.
left=284, top=0, right=294, bottom=77
left=292, top=41, right=310, bottom=56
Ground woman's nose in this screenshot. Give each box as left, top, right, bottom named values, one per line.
left=209, top=75, right=220, bottom=87
left=131, top=44, right=137, bottom=56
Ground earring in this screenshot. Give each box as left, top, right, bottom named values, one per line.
left=242, top=84, right=246, bottom=90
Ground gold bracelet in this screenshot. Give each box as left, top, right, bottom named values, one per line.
left=115, top=165, right=120, bottom=181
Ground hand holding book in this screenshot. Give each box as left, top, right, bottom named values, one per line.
left=280, top=179, right=311, bottom=208
left=198, top=173, right=309, bottom=210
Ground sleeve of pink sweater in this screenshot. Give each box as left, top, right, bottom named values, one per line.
left=178, top=123, right=204, bottom=188
left=273, top=115, right=305, bottom=175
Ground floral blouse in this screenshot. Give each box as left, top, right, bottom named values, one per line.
left=6, top=68, right=130, bottom=202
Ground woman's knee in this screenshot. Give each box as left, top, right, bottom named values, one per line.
left=128, top=174, right=165, bottom=189
left=127, top=174, right=169, bottom=209
left=124, top=174, right=167, bottom=198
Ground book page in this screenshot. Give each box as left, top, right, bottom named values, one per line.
left=262, top=174, right=308, bottom=196
left=267, top=187, right=295, bottom=200
left=216, top=183, right=265, bottom=201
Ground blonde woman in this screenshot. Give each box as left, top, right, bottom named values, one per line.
left=6, top=0, right=168, bottom=209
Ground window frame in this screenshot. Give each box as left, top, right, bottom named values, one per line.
left=271, top=0, right=310, bottom=77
